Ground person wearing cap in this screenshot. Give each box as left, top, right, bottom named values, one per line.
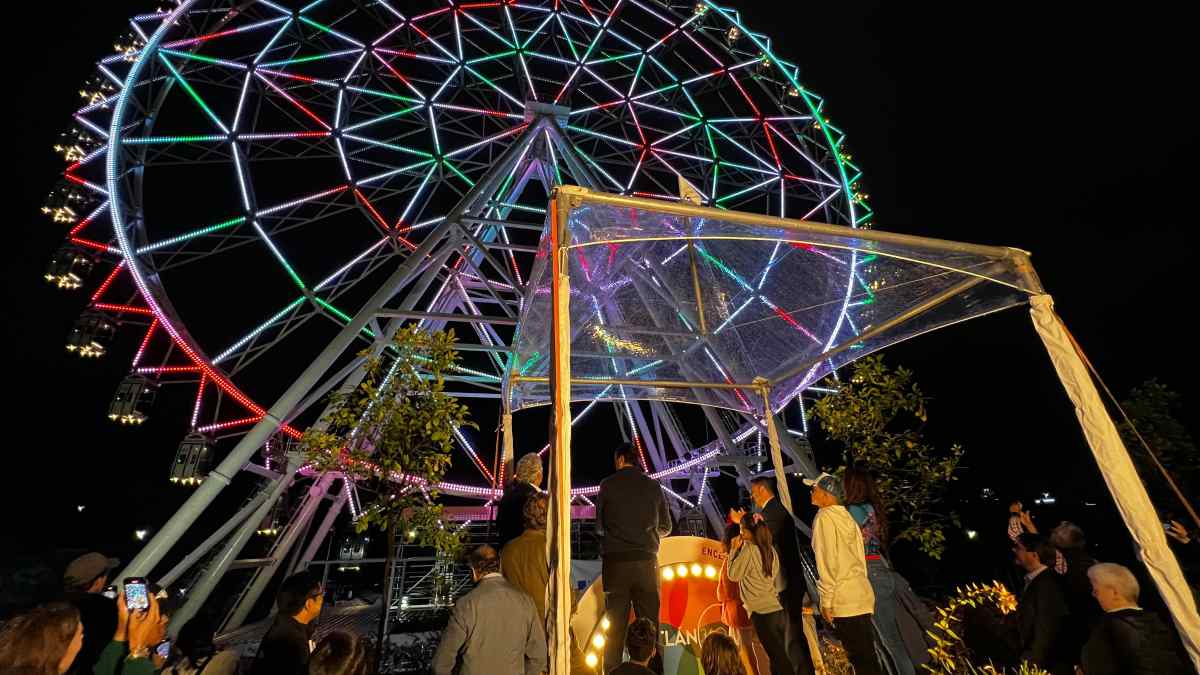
left=61, top=552, right=120, bottom=675
left=805, top=472, right=882, bottom=675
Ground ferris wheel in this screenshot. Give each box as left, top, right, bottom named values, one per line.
left=45, top=0, right=869, bottom=629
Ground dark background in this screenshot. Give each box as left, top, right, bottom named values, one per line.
left=3, top=1, right=1196, bottom=602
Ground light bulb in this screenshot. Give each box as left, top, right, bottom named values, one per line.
left=585, top=653, right=599, bottom=668
left=704, top=565, right=717, bottom=579
left=661, top=567, right=674, bottom=581
left=592, top=634, right=605, bottom=649
left=676, top=564, right=688, bottom=578
left=600, top=616, right=611, bottom=631
left=690, top=563, right=702, bottom=577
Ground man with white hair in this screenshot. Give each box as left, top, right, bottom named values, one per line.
left=496, top=452, right=543, bottom=549
left=1080, top=562, right=1188, bottom=674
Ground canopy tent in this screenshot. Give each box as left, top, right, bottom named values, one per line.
left=506, top=185, right=1199, bottom=673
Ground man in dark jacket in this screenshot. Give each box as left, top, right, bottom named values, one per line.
left=496, top=452, right=543, bottom=549
left=1081, top=562, right=1190, bottom=675
left=251, top=572, right=323, bottom=675
left=1012, top=534, right=1070, bottom=674
left=596, top=443, right=671, bottom=672
left=1049, top=522, right=1099, bottom=658
left=732, top=477, right=817, bottom=675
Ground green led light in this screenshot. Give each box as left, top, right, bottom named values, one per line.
left=519, top=351, right=541, bottom=375
left=137, top=216, right=247, bottom=254
left=442, top=160, right=474, bottom=187
left=157, top=53, right=227, bottom=133
left=466, top=50, right=516, bottom=66
left=695, top=245, right=753, bottom=291
left=123, top=134, right=227, bottom=145
left=315, top=298, right=376, bottom=339
left=159, top=49, right=234, bottom=67
left=345, top=86, right=421, bottom=105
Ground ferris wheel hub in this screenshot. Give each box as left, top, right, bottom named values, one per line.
left=524, top=101, right=570, bottom=127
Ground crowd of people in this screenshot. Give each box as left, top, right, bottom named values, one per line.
left=2, top=443, right=1195, bottom=675
left=0, top=554, right=374, bottom=675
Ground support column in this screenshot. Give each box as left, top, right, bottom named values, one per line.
left=548, top=192, right=574, bottom=675
left=224, top=472, right=339, bottom=630
left=169, top=467, right=294, bottom=637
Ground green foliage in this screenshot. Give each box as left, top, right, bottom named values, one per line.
left=1117, top=379, right=1198, bottom=506
left=811, top=355, right=964, bottom=559
left=301, top=325, right=475, bottom=557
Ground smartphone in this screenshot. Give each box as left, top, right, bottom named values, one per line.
left=1165, top=521, right=1174, bottom=531
left=101, top=584, right=118, bottom=600
left=155, top=641, right=171, bottom=659
left=124, top=577, right=150, bottom=611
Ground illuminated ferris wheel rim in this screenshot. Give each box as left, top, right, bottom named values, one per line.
left=95, top=0, right=865, bottom=499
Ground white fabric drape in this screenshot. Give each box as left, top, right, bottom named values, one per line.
left=1030, top=294, right=1200, bottom=670
left=757, top=377, right=795, bottom=517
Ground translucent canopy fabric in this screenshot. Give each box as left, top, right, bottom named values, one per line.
left=507, top=188, right=1039, bottom=413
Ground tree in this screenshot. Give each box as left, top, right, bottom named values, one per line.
left=302, top=325, right=475, bottom=648
left=810, top=355, right=964, bottom=559
left=1117, top=379, right=1198, bottom=511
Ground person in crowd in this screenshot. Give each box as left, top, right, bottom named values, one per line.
left=1049, top=522, right=1097, bottom=608
left=701, top=632, right=748, bottom=675
left=1080, top=562, right=1190, bottom=675
left=731, top=477, right=816, bottom=675
left=717, top=523, right=767, bottom=675
left=805, top=472, right=882, bottom=675
left=432, top=545, right=546, bottom=675
left=309, top=631, right=372, bottom=675
left=497, top=453, right=544, bottom=549
left=842, top=466, right=915, bottom=675
left=94, top=592, right=169, bottom=675
left=1009, top=501, right=1065, bottom=573
left=1011, top=533, right=1070, bottom=674
left=0, top=601, right=84, bottom=674
left=1048, top=521, right=1099, bottom=657
left=726, top=516, right=790, bottom=675
left=501, top=493, right=550, bottom=620
left=161, top=615, right=240, bottom=675
left=251, top=572, right=324, bottom=675
left=596, top=443, right=671, bottom=671
left=1166, top=519, right=1200, bottom=557
left=60, top=551, right=119, bottom=674
left=611, top=617, right=658, bottom=675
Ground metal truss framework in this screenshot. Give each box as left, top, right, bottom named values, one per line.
left=48, top=0, right=871, bottom=634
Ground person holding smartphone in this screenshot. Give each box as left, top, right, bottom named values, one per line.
left=93, top=579, right=169, bottom=675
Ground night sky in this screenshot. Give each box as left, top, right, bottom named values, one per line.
left=4, top=1, right=1196, bottom=596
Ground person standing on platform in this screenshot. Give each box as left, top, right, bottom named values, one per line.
left=501, top=494, right=550, bottom=621
left=732, top=477, right=817, bottom=675
left=496, top=453, right=544, bottom=550
left=596, top=443, right=672, bottom=672
left=805, top=472, right=882, bottom=675
left=843, top=466, right=916, bottom=675
left=727, top=515, right=790, bottom=675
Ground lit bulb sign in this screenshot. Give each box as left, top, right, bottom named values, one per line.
left=572, top=536, right=741, bottom=675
